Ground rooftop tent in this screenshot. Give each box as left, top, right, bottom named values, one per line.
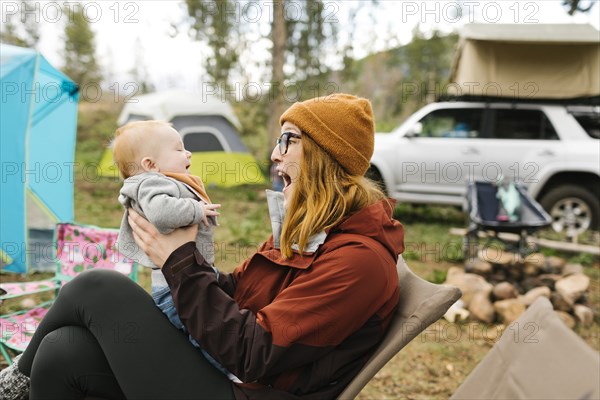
left=0, top=44, right=79, bottom=273
left=449, top=23, right=600, bottom=100
left=98, top=90, right=266, bottom=187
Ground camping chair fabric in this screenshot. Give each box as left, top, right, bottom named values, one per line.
left=0, top=305, right=51, bottom=357
left=451, top=296, right=600, bottom=400
left=0, top=223, right=139, bottom=363
left=0, top=280, right=58, bottom=300
left=53, top=222, right=138, bottom=280
left=338, top=256, right=462, bottom=399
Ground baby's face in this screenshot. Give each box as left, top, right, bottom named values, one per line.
left=152, top=126, right=192, bottom=174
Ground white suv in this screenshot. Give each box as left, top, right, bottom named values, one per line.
left=369, top=101, right=600, bottom=235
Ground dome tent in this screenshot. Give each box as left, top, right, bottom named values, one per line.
left=0, top=44, right=79, bottom=273
left=98, top=90, right=266, bottom=187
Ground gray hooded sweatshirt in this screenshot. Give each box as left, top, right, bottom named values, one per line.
left=116, top=172, right=216, bottom=287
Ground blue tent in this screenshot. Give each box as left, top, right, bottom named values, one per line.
left=1, top=44, right=79, bottom=273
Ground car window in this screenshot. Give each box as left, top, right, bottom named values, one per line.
left=491, top=109, right=558, bottom=140
left=183, top=132, right=225, bottom=152
left=572, top=112, right=600, bottom=139
left=418, top=108, right=484, bottom=138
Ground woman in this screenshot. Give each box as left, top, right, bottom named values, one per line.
left=0, top=93, right=404, bottom=399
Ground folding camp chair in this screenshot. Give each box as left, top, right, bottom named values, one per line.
left=0, top=222, right=139, bottom=364
left=338, top=256, right=462, bottom=399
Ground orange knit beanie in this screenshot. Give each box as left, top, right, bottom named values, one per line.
left=279, top=93, right=375, bottom=176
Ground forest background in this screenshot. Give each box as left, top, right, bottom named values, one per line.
left=2, top=0, right=599, bottom=155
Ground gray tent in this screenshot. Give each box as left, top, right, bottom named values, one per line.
left=99, top=90, right=266, bottom=186
left=117, top=90, right=245, bottom=152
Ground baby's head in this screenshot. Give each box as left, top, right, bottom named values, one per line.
left=112, top=120, right=192, bottom=178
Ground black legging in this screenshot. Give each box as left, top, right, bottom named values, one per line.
left=17, top=269, right=234, bottom=400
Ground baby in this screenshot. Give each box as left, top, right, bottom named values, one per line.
left=113, top=120, right=238, bottom=381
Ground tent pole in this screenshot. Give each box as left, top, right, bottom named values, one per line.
left=22, top=51, right=41, bottom=273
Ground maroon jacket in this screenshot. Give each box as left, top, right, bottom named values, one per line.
left=162, top=199, right=405, bottom=399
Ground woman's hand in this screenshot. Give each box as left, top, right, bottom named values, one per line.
left=128, top=209, right=199, bottom=269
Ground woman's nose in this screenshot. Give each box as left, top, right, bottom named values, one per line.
left=271, top=143, right=281, bottom=162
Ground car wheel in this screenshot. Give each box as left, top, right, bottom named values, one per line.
left=539, top=185, right=599, bottom=236
left=366, top=166, right=387, bottom=194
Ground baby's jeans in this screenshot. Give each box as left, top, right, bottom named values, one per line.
left=151, top=285, right=241, bottom=382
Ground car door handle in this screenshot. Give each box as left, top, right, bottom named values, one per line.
left=461, top=147, right=479, bottom=155
left=537, top=149, right=555, bottom=157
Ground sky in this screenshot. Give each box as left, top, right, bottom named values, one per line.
left=4, top=0, right=599, bottom=91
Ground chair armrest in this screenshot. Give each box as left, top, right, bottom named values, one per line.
left=338, top=256, right=462, bottom=399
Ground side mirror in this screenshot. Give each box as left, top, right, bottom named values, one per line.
left=405, top=122, right=423, bottom=138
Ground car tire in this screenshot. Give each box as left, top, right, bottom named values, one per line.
left=366, top=166, right=387, bottom=194
left=539, top=184, right=599, bottom=236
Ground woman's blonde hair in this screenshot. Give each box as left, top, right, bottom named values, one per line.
left=279, top=134, right=387, bottom=259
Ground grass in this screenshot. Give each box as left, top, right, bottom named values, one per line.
left=1, top=101, right=599, bottom=398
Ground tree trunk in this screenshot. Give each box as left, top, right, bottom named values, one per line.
left=268, top=0, right=287, bottom=150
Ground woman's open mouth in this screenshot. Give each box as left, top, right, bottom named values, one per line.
left=279, top=170, right=292, bottom=192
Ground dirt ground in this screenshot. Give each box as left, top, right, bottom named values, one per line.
left=1, top=260, right=598, bottom=399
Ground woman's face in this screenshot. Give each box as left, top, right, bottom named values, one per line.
left=271, top=121, right=303, bottom=208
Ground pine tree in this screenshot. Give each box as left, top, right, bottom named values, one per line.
left=268, top=1, right=287, bottom=143
left=183, top=0, right=343, bottom=147
left=0, top=17, right=28, bottom=46
left=185, top=0, right=241, bottom=88
left=0, top=1, right=40, bottom=47
left=129, top=38, right=154, bottom=95
left=62, top=3, right=102, bottom=96
left=563, top=0, right=596, bottom=15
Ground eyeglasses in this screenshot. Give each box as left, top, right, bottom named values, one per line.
left=276, top=132, right=302, bottom=155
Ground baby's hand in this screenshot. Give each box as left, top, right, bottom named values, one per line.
left=201, top=203, right=221, bottom=226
